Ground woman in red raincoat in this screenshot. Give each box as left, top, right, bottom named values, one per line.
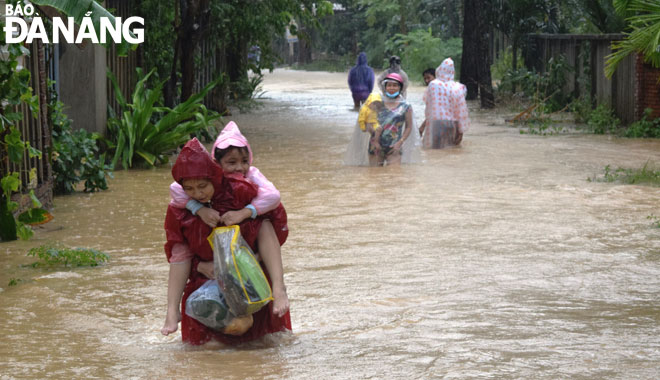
left=163, top=138, right=291, bottom=345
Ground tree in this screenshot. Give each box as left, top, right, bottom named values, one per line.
left=361, top=0, right=420, bottom=35
left=317, top=1, right=365, bottom=57
left=418, top=0, right=462, bottom=39
left=492, top=0, right=553, bottom=75
left=461, top=0, right=494, bottom=107
left=158, top=0, right=331, bottom=110
left=605, top=0, right=660, bottom=78
left=580, top=0, right=627, bottom=32
left=163, top=0, right=211, bottom=107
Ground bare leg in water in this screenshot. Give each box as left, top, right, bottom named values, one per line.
left=258, top=220, right=290, bottom=317
left=161, top=260, right=191, bottom=335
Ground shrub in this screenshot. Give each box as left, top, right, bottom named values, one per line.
left=569, top=96, right=593, bottom=124
left=228, top=73, right=268, bottom=113
left=497, top=55, right=572, bottom=112
left=624, top=108, right=660, bottom=138
left=491, top=47, right=525, bottom=82
left=50, top=94, right=113, bottom=194
left=587, top=104, right=620, bottom=134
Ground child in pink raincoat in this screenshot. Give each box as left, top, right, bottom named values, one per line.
left=421, top=58, right=470, bottom=149
left=162, top=122, right=290, bottom=338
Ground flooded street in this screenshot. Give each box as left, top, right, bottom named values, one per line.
left=1, top=68, right=659, bottom=379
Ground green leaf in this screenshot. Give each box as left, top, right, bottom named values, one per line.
left=28, top=190, right=42, bottom=209
left=135, top=150, right=157, bottom=166
left=30, top=0, right=139, bottom=54
left=1, top=172, right=21, bottom=198
left=18, top=208, right=53, bottom=225
left=16, top=222, right=34, bottom=240
left=26, top=144, right=42, bottom=159
left=4, top=127, right=26, bottom=163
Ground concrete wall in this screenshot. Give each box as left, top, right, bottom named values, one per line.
left=58, top=42, right=108, bottom=135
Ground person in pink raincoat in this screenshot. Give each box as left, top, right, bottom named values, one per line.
left=421, top=58, right=470, bottom=149
left=162, top=122, right=290, bottom=339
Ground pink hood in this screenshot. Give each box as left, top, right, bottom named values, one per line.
left=212, top=121, right=253, bottom=164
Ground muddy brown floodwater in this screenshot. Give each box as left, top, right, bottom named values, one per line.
left=1, top=68, right=659, bottom=379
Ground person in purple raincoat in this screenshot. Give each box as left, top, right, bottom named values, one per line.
left=348, top=52, right=375, bottom=109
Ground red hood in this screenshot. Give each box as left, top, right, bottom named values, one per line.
left=171, top=138, right=224, bottom=184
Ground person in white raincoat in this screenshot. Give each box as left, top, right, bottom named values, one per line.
left=421, top=58, right=470, bottom=149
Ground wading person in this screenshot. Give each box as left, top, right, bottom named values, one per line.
left=421, top=58, right=470, bottom=149
left=347, top=52, right=375, bottom=110
left=162, top=138, right=291, bottom=345
left=370, top=72, right=419, bottom=166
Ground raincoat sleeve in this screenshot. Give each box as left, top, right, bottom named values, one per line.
left=367, top=69, right=375, bottom=93
left=423, top=85, right=432, bottom=121
left=169, top=181, right=190, bottom=209
left=401, top=103, right=421, bottom=164
left=452, top=83, right=470, bottom=132
left=246, top=167, right=280, bottom=215
left=164, top=205, right=188, bottom=263
left=347, top=68, right=357, bottom=92
left=357, top=105, right=369, bottom=131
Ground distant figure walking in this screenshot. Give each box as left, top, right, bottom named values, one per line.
left=348, top=52, right=375, bottom=109
left=376, top=55, right=410, bottom=98
left=421, top=58, right=470, bottom=149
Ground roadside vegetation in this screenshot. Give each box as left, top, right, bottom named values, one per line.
left=7, top=245, right=109, bottom=287
left=26, top=245, right=109, bottom=268
left=589, top=162, right=660, bottom=186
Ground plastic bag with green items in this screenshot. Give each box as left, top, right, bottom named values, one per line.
left=208, top=226, right=273, bottom=316
left=185, top=279, right=236, bottom=330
